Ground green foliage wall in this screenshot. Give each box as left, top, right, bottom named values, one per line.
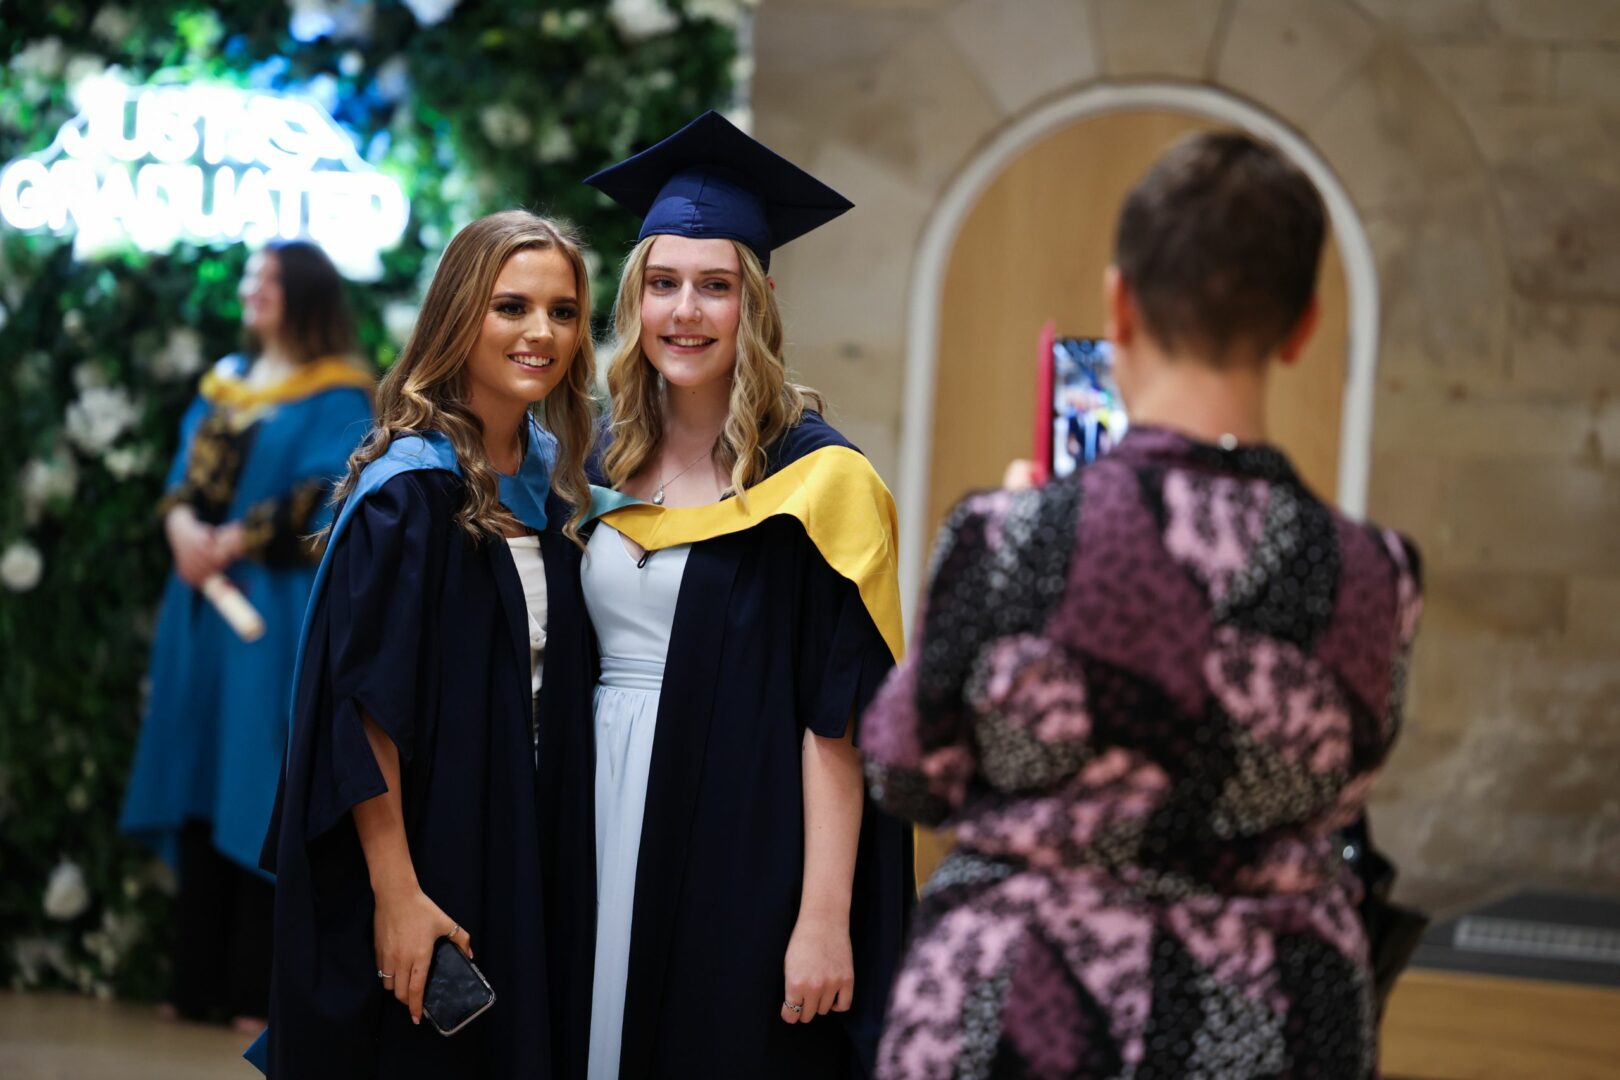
left=0, top=0, right=744, bottom=999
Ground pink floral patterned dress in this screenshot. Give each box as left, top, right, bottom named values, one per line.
left=862, top=427, right=1422, bottom=1080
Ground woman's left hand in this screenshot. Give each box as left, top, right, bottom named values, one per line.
left=781, top=914, right=853, bottom=1024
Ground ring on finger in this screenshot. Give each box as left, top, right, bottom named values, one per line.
left=449, top=923, right=461, bottom=941
left=377, top=970, right=395, bottom=980
left=784, top=1000, right=803, bottom=1015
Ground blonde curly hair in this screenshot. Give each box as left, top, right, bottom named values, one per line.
left=600, top=235, right=821, bottom=498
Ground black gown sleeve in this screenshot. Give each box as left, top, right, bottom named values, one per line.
left=794, top=529, right=915, bottom=1076
left=797, top=539, right=894, bottom=742
left=257, top=473, right=446, bottom=1080
left=301, top=473, right=441, bottom=846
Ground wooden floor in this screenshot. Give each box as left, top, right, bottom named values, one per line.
left=1381, top=970, right=1620, bottom=1080
left=2, top=970, right=1618, bottom=1077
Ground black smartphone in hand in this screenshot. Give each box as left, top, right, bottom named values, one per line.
left=422, top=935, right=496, bottom=1036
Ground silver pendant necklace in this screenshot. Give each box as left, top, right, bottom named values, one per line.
left=652, top=444, right=715, bottom=506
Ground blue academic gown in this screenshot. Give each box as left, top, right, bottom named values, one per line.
left=120, top=359, right=372, bottom=873
left=538, top=414, right=914, bottom=1080
left=252, top=421, right=567, bottom=1079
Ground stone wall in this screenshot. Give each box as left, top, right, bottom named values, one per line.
left=754, top=0, right=1620, bottom=912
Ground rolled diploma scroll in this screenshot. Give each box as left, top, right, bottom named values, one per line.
left=201, top=573, right=266, bottom=642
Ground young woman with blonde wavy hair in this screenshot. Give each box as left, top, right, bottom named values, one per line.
left=536, top=113, right=913, bottom=1080
left=255, top=210, right=596, bottom=1079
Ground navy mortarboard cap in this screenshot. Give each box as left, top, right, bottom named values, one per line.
left=583, top=111, right=852, bottom=270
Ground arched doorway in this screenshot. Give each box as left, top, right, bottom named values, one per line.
left=927, top=109, right=1349, bottom=543
left=898, top=84, right=1380, bottom=614
left=902, top=86, right=1377, bottom=882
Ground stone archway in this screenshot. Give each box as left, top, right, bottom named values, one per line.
left=895, top=81, right=1383, bottom=610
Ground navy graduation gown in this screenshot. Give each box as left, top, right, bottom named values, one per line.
left=262, top=469, right=575, bottom=1079
left=539, top=415, right=913, bottom=1080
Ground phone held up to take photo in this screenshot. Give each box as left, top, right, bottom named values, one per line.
left=1033, top=321, right=1126, bottom=484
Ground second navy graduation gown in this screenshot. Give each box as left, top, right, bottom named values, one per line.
left=256, top=421, right=570, bottom=1079
left=539, top=414, right=914, bottom=1080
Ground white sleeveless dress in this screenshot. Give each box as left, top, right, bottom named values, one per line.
left=581, top=522, right=690, bottom=1080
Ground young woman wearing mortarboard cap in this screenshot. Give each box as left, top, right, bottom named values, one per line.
left=536, top=112, right=913, bottom=1080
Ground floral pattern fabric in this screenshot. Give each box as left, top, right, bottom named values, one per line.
left=862, top=427, right=1422, bottom=1080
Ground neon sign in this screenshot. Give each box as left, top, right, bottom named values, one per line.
left=0, top=78, right=409, bottom=280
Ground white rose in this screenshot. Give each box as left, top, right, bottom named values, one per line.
left=20, top=450, right=79, bottom=524
left=64, top=385, right=141, bottom=454
left=535, top=125, right=575, bottom=164
left=43, top=860, right=90, bottom=922
left=10, top=937, right=71, bottom=988
left=1, top=541, right=44, bottom=593
left=90, top=8, right=137, bottom=44
left=609, top=0, right=678, bottom=42
left=73, top=362, right=110, bottom=392
left=149, top=327, right=205, bottom=381
left=479, top=104, right=532, bottom=148
left=687, top=0, right=744, bottom=27
left=12, top=38, right=66, bottom=80
left=402, top=0, right=461, bottom=26
left=382, top=301, right=418, bottom=346
left=103, top=445, right=152, bottom=480
left=83, top=909, right=144, bottom=975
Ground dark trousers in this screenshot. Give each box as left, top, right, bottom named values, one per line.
left=172, top=820, right=274, bottom=1021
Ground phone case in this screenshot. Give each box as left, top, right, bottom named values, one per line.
left=1033, top=319, right=1057, bottom=485
left=422, top=936, right=496, bottom=1036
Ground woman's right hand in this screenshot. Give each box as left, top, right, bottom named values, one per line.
left=372, top=883, right=473, bottom=1025
left=1002, top=458, right=1041, bottom=491
left=164, top=505, right=224, bottom=586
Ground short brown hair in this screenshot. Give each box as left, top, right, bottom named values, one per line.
left=1114, top=130, right=1325, bottom=364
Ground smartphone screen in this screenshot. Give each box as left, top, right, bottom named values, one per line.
left=1047, top=337, right=1125, bottom=479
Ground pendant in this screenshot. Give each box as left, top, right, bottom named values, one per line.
left=652, top=487, right=665, bottom=505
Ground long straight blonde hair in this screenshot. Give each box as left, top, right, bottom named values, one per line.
left=600, top=235, right=822, bottom=497
left=334, top=211, right=597, bottom=541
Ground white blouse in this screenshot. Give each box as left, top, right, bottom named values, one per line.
left=505, top=535, right=547, bottom=695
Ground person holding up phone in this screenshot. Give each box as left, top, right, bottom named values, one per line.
left=862, top=132, right=1423, bottom=1078
left=253, top=212, right=597, bottom=1078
